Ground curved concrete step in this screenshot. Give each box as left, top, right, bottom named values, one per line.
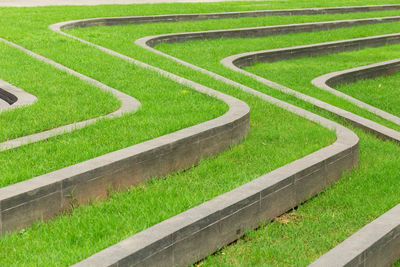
left=309, top=202, right=400, bottom=266
left=0, top=38, right=141, bottom=151
left=0, top=37, right=249, bottom=234
left=47, top=6, right=372, bottom=267
left=312, top=59, right=400, bottom=126
left=65, top=8, right=400, bottom=266
left=126, top=14, right=400, bottom=142
left=222, top=33, right=400, bottom=143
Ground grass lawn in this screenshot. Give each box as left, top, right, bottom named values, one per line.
left=146, top=12, right=400, bottom=266
left=0, top=41, right=120, bottom=141
left=156, top=20, right=400, bottom=132
left=335, top=71, right=400, bottom=117
left=0, top=1, right=399, bottom=265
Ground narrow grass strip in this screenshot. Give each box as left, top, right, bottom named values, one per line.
left=201, top=125, right=400, bottom=266
left=155, top=20, right=400, bottom=132
left=0, top=1, right=398, bottom=266
left=0, top=4, right=396, bottom=186
left=0, top=89, right=335, bottom=266
left=0, top=42, right=120, bottom=141
left=335, top=71, right=400, bottom=117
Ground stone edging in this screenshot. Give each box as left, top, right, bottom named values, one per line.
left=49, top=6, right=368, bottom=267
left=141, top=16, right=400, bottom=47
left=312, top=59, right=400, bottom=125
left=54, top=4, right=400, bottom=30
left=0, top=78, right=37, bottom=112
left=212, top=22, right=400, bottom=267
left=222, top=33, right=400, bottom=144
left=0, top=39, right=250, bottom=233
left=309, top=204, right=400, bottom=266
left=0, top=37, right=141, bottom=151
left=134, top=14, right=400, bottom=142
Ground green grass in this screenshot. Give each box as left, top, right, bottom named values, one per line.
left=0, top=63, right=228, bottom=187
left=0, top=42, right=120, bottom=141
left=135, top=10, right=400, bottom=266
left=243, top=44, right=400, bottom=129
left=156, top=20, right=400, bottom=132
left=0, top=0, right=398, bottom=188
left=0, top=74, right=335, bottom=266
left=0, top=0, right=399, bottom=265
left=336, top=71, right=400, bottom=117
left=201, top=126, right=400, bottom=266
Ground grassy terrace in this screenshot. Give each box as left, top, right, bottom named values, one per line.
left=149, top=12, right=400, bottom=266
left=244, top=44, right=400, bottom=130
left=0, top=0, right=399, bottom=265
left=336, top=71, right=400, bottom=117
left=0, top=52, right=228, bottom=187
left=0, top=42, right=120, bottom=141
left=156, top=21, right=400, bottom=132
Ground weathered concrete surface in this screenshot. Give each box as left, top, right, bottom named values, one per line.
left=52, top=8, right=363, bottom=267
left=312, top=59, right=400, bottom=126
left=0, top=37, right=140, bottom=152
left=0, top=37, right=249, bottom=234
left=310, top=204, right=400, bottom=267
left=222, top=33, right=400, bottom=144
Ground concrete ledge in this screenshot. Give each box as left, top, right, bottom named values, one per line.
left=53, top=4, right=400, bottom=31
left=141, top=16, right=400, bottom=47
left=0, top=39, right=250, bottom=233
left=74, top=135, right=358, bottom=267
left=222, top=33, right=400, bottom=144
left=0, top=79, right=37, bottom=112
left=135, top=13, right=400, bottom=143
left=312, top=59, right=400, bottom=126
left=50, top=6, right=364, bottom=267
left=310, top=204, right=400, bottom=267
left=228, top=33, right=400, bottom=67
left=0, top=38, right=141, bottom=151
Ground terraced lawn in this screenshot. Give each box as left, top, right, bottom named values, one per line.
left=335, top=71, right=400, bottom=117
left=0, top=41, right=120, bottom=141
left=156, top=21, right=400, bottom=132
left=0, top=1, right=399, bottom=266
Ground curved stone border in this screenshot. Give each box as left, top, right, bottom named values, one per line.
left=134, top=16, right=400, bottom=143
left=199, top=21, right=400, bottom=267
left=0, top=79, right=37, bottom=112
left=135, top=16, right=400, bottom=142
left=0, top=38, right=250, bottom=233
left=312, top=59, right=400, bottom=125
left=222, top=33, right=400, bottom=144
left=224, top=33, right=400, bottom=66
left=309, top=203, right=400, bottom=267
left=140, top=16, right=400, bottom=47
left=53, top=4, right=400, bottom=30
left=0, top=37, right=141, bottom=151
left=49, top=6, right=371, bottom=267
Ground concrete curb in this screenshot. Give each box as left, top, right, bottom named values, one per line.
left=0, top=39, right=250, bottom=233
left=312, top=59, right=400, bottom=126
left=53, top=4, right=400, bottom=30
left=0, top=37, right=141, bottom=151
left=0, top=79, right=37, bottom=112
left=50, top=6, right=368, bottom=267
left=222, top=33, right=400, bottom=144
left=133, top=14, right=400, bottom=143
left=310, top=204, right=400, bottom=267
left=140, top=16, right=400, bottom=47
left=206, top=20, right=400, bottom=267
